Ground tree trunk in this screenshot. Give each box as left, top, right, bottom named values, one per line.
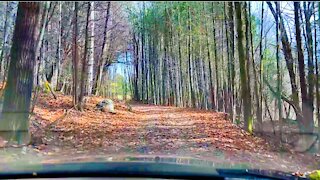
left=87, top=2, right=95, bottom=95
left=0, top=2, right=41, bottom=144
left=72, top=2, right=79, bottom=108
left=212, top=2, right=219, bottom=111
left=92, top=1, right=110, bottom=95
left=244, top=3, right=252, bottom=121
left=56, top=1, right=62, bottom=91
left=294, top=2, right=310, bottom=135
left=133, top=33, right=140, bottom=101
left=275, top=2, right=283, bottom=139
left=258, top=1, right=264, bottom=132
left=205, top=11, right=215, bottom=109
left=228, top=2, right=235, bottom=121
left=248, top=2, right=262, bottom=133
left=267, top=2, right=302, bottom=125
left=0, top=2, right=10, bottom=82
left=235, top=2, right=253, bottom=134
left=224, top=2, right=230, bottom=114
left=33, top=2, right=49, bottom=89
left=303, top=2, right=315, bottom=133
left=187, top=6, right=195, bottom=107
left=51, top=2, right=62, bottom=91
left=78, top=2, right=91, bottom=111
left=177, top=9, right=184, bottom=107
left=317, top=1, right=320, bottom=149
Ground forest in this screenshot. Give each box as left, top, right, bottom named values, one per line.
left=0, top=1, right=319, bottom=173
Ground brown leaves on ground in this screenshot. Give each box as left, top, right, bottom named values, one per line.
left=31, top=93, right=269, bottom=154
left=29, top=93, right=320, bottom=172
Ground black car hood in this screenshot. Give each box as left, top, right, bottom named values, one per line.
left=0, top=153, right=304, bottom=179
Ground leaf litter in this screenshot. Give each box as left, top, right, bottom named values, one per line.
left=24, top=93, right=320, bottom=173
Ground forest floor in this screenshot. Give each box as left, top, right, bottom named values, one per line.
left=4, top=92, right=316, bottom=173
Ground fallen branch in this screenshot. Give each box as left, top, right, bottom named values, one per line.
left=30, top=80, right=57, bottom=117
left=44, top=107, right=73, bottom=131
left=31, top=107, right=73, bottom=137
left=263, top=76, right=302, bottom=118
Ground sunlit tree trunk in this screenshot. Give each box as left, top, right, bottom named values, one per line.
left=235, top=2, right=252, bottom=134
left=87, top=2, right=94, bottom=95
left=52, top=2, right=62, bottom=91
left=92, top=1, right=110, bottom=95
left=33, top=2, right=49, bottom=89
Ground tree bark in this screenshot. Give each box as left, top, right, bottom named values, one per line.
left=294, top=2, right=310, bottom=134
left=0, top=2, right=41, bottom=144
left=72, top=2, right=79, bottom=108
left=87, top=2, right=95, bottom=95
left=78, top=2, right=91, bottom=111
left=51, top=2, right=62, bottom=91
left=228, top=2, right=235, bottom=120
left=187, top=6, right=195, bottom=107
left=248, top=2, right=262, bottom=133
left=267, top=2, right=302, bottom=124
left=235, top=2, right=253, bottom=134
left=275, top=2, right=283, bottom=139
left=303, top=2, right=315, bottom=133
left=258, top=1, right=264, bottom=132
left=212, top=2, right=219, bottom=111
left=92, top=1, right=110, bottom=95
left=317, top=1, right=320, bottom=149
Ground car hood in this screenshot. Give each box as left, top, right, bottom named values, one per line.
left=0, top=153, right=284, bottom=171
left=0, top=154, right=302, bottom=179
left=38, top=154, right=253, bottom=169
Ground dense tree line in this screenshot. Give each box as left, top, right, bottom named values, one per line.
left=129, top=1, right=320, bottom=145
left=0, top=2, right=131, bottom=144
left=0, top=1, right=320, bottom=148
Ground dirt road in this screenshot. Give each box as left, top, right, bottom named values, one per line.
left=28, top=94, right=320, bottom=172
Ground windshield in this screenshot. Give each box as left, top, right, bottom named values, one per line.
left=0, top=1, right=319, bottom=177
